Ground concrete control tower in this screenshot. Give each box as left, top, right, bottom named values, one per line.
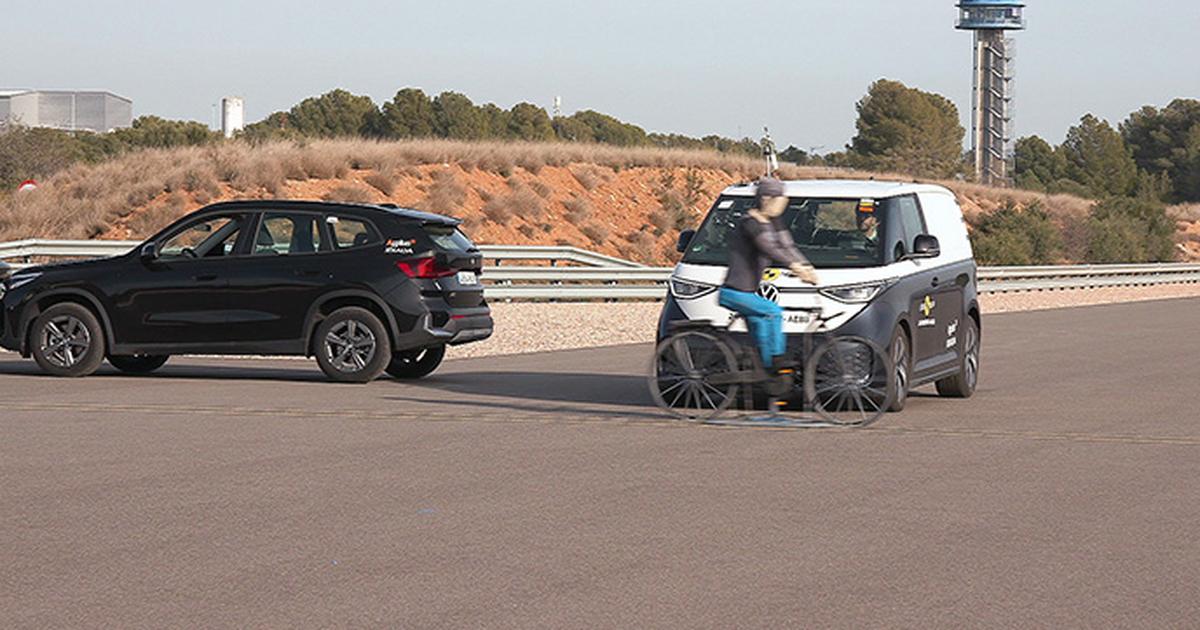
left=957, top=0, right=1025, bottom=186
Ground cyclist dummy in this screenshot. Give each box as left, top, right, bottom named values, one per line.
left=718, top=177, right=819, bottom=374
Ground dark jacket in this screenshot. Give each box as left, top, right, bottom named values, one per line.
left=722, top=216, right=808, bottom=292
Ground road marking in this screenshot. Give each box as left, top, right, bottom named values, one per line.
left=6, top=401, right=1200, bottom=446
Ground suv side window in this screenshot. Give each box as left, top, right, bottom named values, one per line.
left=160, top=214, right=246, bottom=259
left=327, top=216, right=380, bottom=250
left=253, top=213, right=326, bottom=255
left=888, top=195, right=927, bottom=261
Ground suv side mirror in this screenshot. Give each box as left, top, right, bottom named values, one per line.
left=139, top=242, right=160, bottom=262
left=676, top=229, right=696, bottom=253
left=911, top=234, right=940, bottom=259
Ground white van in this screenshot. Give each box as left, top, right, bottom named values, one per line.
left=659, top=180, right=980, bottom=410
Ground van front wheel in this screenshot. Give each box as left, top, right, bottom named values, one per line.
left=936, top=317, right=979, bottom=398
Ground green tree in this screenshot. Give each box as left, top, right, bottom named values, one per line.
left=565, top=110, right=647, bottom=146
left=285, top=89, right=377, bottom=137
left=374, top=88, right=436, bottom=138
left=240, top=111, right=304, bottom=143
left=478, top=103, right=510, bottom=139
left=848, top=79, right=965, bottom=178
left=1013, top=135, right=1066, bottom=191
left=1121, top=99, right=1200, bottom=202
left=969, top=201, right=1062, bottom=265
left=1060, top=114, right=1137, bottom=197
left=432, top=91, right=487, bottom=140
left=506, top=103, right=555, bottom=141
left=1085, top=197, right=1175, bottom=263
left=0, top=124, right=83, bottom=189
left=552, top=116, right=594, bottom=142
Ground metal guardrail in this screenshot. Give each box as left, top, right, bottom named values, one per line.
left=3, top=239, right=1199, bottom=300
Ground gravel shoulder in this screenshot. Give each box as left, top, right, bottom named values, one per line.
left=449, top=283, right=1200, bottom=359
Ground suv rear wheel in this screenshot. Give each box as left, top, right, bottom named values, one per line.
left=31, top=303, right=107, bottom=377
left=109, top=354, right=169, bottom=374
left=314, top=307, right=390, bottom=383
left=386, top=346, right=446, bottom=379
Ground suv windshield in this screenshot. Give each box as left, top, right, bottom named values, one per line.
left=682, top=196, right=892, bottom=268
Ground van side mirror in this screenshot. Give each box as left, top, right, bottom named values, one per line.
left=910, top=234, right=940, bottom=259
left=139, top=242, right=160, bottom=262
left=676, top=229, right=696, bottom=253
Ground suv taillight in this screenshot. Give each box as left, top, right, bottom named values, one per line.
left=397, top=257, right=456, bottom=279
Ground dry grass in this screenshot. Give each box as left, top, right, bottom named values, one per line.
left=418, top=169, right=466, bottom=215
left=562, top=195, right=592, bottom=225
left=323, top=184, right=375, bottom=204
left=1168, top=203, right=1200, bottom=222
left=364, top=171, right=397, bottom=196
left=580, top=222, right=610, bottom=245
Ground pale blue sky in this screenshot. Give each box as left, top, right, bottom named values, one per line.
left=3, top=1, right=1196, bottom=151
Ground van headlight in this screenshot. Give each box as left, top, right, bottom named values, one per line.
left=669, top=277, right=716, bottom=300
left=820, top=280, right=891, bottom=304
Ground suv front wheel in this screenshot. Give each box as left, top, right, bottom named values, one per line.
left=314, top=307, right=390, bottom=383
left=31, top=303, right=107, bottom=377
left=386, top=345, right=446, bottom=379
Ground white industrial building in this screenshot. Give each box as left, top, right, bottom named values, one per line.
left=0, top=89, right=133, bottom=133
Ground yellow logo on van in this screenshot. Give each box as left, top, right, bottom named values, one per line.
left=921, top=295, right=936, bottom=317
left=762, top=268, right=783, bottom=282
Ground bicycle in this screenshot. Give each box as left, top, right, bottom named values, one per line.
left=648, top=308, right=895, bottom=427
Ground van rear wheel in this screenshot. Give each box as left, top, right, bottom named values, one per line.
left=936, top=317, right=979, bottom=398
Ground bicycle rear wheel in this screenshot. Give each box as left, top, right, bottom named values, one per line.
left=804, top=336, right=894, bottom=427
left=649, top=331, right=739, bottom=421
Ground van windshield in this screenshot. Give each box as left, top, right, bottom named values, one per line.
left=681, top=196, right=888, bottom=268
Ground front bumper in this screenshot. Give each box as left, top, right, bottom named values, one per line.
left=657, top=294, right=897, bottom=352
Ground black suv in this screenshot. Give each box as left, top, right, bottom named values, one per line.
left=0, top=200, right=492, bottom=382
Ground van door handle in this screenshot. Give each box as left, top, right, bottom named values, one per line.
left=193, top=274, right=218, bottom=282
left=931, top=276, right=940, bottom=287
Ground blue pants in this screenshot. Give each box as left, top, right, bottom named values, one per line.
left=718, top=287, right=784, bottom=366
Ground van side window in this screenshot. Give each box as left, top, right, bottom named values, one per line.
left=327, top=216, right=380, bottom=250
left=890, top=196, right=926, bottom=260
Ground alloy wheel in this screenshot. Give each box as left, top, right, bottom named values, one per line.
left=324, top=319, right=377, bottom=372
left=41, top=315, right=92, bottom=369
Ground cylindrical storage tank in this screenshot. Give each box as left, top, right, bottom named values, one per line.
left=221, top=97, right=245, bottom=138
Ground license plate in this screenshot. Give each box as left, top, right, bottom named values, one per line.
left=457, top=271, right=478, bottom=285
left=784, top=312, right=813, bottom=325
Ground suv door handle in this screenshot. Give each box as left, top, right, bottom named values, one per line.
left=931, top=276, right=940, bottom=287
left=193, top=274, right=218, bottom=282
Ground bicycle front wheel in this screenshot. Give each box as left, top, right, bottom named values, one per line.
left=804, top=335, right=894, bottom=427
left=649, top=331, right=739, bottom=421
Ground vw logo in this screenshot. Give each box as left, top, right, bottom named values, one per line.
left=757, top=282, right=779, bottom=303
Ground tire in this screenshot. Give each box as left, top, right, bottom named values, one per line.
left=804, top=335, right=894, bottom=427
left=649, top=330, right=739, bottom=421
left=887, top=327, right=911, bottom=412
left=936, top=316, right=980, bottom=398
left=108, top=354, right=169, bottom=374
left=30, top=302, right=107, bottom=377
left=386, top=345, right=446, bottom=379
left=314, top=307, right=390, bottom=383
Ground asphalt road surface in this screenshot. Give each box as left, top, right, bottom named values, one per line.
left=3, top=298, right=1199, bottom=628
